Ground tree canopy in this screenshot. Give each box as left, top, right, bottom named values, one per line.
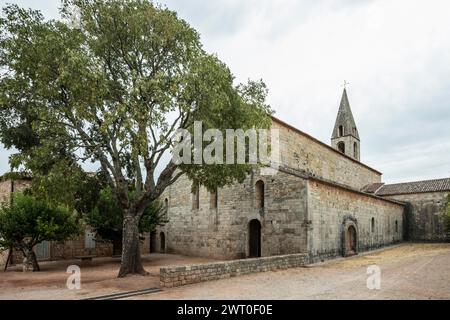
left=0, top=192, right=80, bottom=271
left=0, top=0, right=272, bottom=276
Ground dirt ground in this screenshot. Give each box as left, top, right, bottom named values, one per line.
left=140, top=243, right=450, bottom=300
left=1, top=243, right=450, bottom=300
left=0, top=254, right=217, bottom=300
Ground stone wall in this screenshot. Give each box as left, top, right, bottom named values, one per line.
left=308, top=179, right=404, bottom=262
left=273, top=118, right=382, bottom=190
left=0, top=179, right=32, bottom=204
left=159, top=169, right=308, bottom=260
left=0, top=250, right=8, bottom=265
left=160, top=253, right=309, bottom=288
left=5, top=233, right=151, bottom=266
left=384, top=192, right=449, bottom=242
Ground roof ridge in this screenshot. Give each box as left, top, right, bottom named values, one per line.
left=384, top=177, right=450, bottom=186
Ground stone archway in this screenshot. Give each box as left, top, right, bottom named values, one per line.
left=342, top=216, right=358, bottom=257
left=248, top=219, right=261, bottom=258
left=346, top=226, right=357, bottom=255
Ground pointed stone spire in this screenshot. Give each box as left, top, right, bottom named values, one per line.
left=331, top=88, right=361, bottom=161
left=331, top=88, right=360, bottom=140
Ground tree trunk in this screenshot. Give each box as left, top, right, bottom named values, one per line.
left=4, top=247, right=13, bottom=271
left=118, top=214, right=147, bottom=277
left=24, top=248, right=40, bottom=272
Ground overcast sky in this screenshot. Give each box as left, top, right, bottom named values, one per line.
left=1, top=0, right=450, bottom=184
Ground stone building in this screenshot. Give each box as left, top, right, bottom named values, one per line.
left=1, top=89, right=449, bottom=266
left=154, top=89, right=449, bottom=262
left=364, top=178, right=450, bottom=242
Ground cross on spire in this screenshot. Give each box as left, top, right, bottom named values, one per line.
left=341, top=80, right=350, bottom=89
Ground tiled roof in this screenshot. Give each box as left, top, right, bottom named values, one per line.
left=361, top=183, right=385, bottom=194
left=372, top=178, right=450, bottom=196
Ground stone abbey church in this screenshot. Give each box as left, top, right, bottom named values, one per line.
left=1, top=89, right=449, bottom=265
left=155, top=89, right=450, bottom=262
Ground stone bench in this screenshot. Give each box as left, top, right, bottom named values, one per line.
left=74, top=255, right=97, bottom=267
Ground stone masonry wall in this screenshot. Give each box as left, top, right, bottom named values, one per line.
left=384, top=192, right=449, bottom=242
left=158, top=169, right=309, bottom=260
left=0, top=179, right=32, bottom=204
left=273, top=119, right=381, bottom=190
left=160, top=253, right=309, bottom=288
left=308, top=180, right=404, bottom=262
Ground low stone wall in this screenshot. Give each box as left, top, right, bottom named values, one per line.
left=160, top=253, right=309, bottom=288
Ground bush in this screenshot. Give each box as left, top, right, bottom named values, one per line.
left=0, top=193, right=80, bottom=271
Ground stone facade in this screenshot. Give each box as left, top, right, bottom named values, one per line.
left=159, top=170, right=309, bottom=260
left=157, top=92, right=407, bottom=263
left=308, top=179, right=404, bottom=262
left=0, top=179, right=32, bottom=203
left=160, top=253, right=309, bottom=288
left=158, top=163, right=404, bottom=263
left=273, top=118, right=381, bottom=190
left=385, top=192, right=449, bottom=242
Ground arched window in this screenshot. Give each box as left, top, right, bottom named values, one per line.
left=164, top=198, right=169, bottom=218
left=255, top=180, right=265, bottom=209
left=353, top=142, right=358, bottom=158
left=192, top=183, right=200, bottom=210
left=339, top=125, right=344, bottom=137
left=371, top=217, right=375, bottom=233
left=210, top=189, right=218, bottom=209
left=337, top=142, right=345, bottom=154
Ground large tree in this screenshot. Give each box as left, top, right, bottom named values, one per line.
left=0, top=0, right=272, bottom=277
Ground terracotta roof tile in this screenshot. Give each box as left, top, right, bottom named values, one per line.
left=374, top=178, right=450, bottom=196
left=361, top=183, right=385, bottom=194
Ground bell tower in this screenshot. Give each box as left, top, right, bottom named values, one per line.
left=331, top=87, right=360, bottom=161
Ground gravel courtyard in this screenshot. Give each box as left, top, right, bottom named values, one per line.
left=140, top=243, right=450, bottom=300
left=0, top=254, right=217, bottom=300
left=0, top=243, right=449, bottom=300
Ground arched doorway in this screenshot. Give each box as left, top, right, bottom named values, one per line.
left=248, top=219, right=261, bottom=258
left=160, top=232, right=166, bottom=253
left=346, top=226, right=357, bottom=255
left=150, top=231, right=157, bottom=253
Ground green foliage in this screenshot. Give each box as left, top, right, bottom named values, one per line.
left=0, top=0, right=273, bottom=274
left=85, top=187, right=166, bottom=244
left=0, top=0, right=272, bottom=205
left=31, top=162, right=105, bottom=214
left=0, top=193, right=81, bottom=251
